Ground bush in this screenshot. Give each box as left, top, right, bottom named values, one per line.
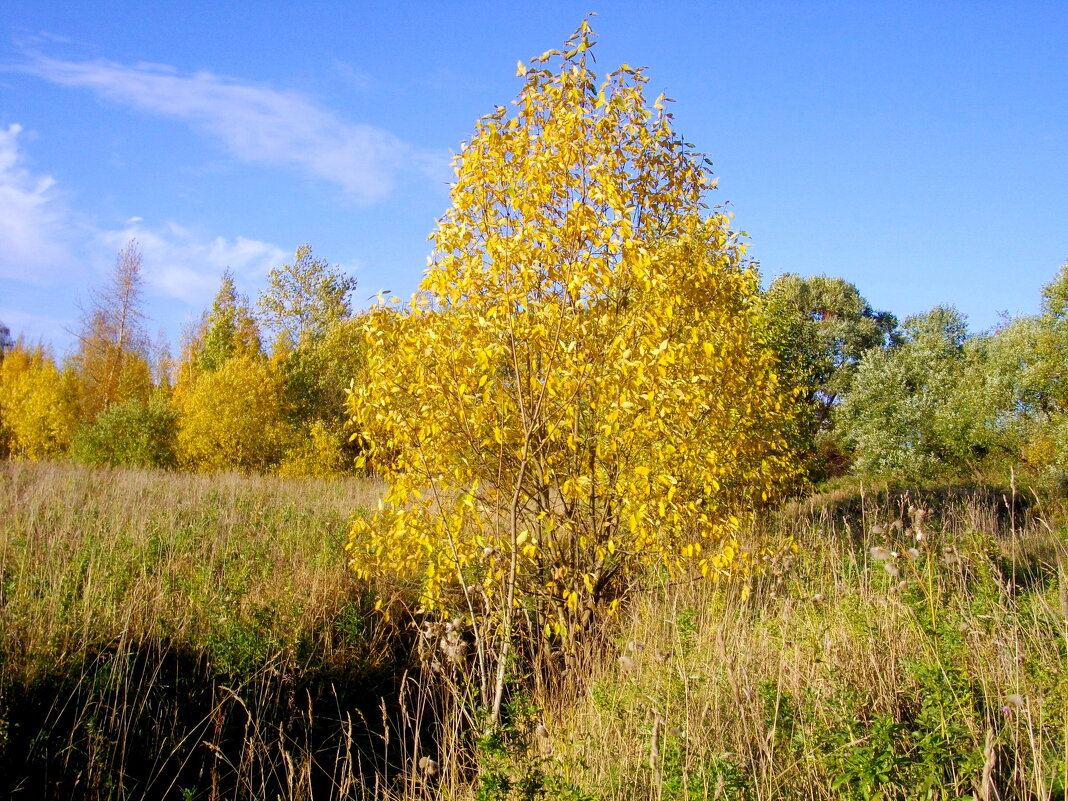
left=70, top=394, right=177, bottom=469
left=173, top=354, right=292, bottom=472
left=348, top=24, right=799, bottom=727
left=0, top=344, right=80, bottom=459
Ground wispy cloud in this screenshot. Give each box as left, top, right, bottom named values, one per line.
left=0, top=124, right=75, bottom=281
left=0, top=124, right=289, bottom=346
left=23, top=55, right=432, bottom=202
left=94, top=221, right=287, bottom=306
left=332, top=59, right=375, bottom=91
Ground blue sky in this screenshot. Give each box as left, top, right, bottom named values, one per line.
left=2, top=1, right=1065, bottom=353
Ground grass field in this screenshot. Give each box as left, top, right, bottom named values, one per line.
left=0, top=460, right=395, bottom=800
left=1, top=462, right=1066, bottom=800
left=543, top=488, right=1068, bottom=800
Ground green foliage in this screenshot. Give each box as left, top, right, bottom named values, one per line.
left=764, top=274, right=899, bottom=420
left=257, top=243, right=357, bottom=351
left=194, top=270, right=263, bottom=373
left=70, top=393, right=177, bottom=469
left=817, top=661, right=985, bottom=801
left=254, top=247, right=366, bottom=476
left=836, top=306, right=1014, bottom=481
left=474, top=697, right=593, bottom=801
left=824, top=712, right=911, bottom=800
left=991, top=262, right=1068, bottom=474
left=762, top=275, right=898, bottom=482
left=266, top=319, right=368, bottom=477
left=275, top=316, right=367, bottom=431
left=205, top=602, right=286, bottom=677
left=826, top=262, right=1068, bottom=485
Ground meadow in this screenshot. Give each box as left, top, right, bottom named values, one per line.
left=0, top=460, right=394, bottom=799
left=2, top=27, right=1067, bottom=801
left=1, top=460, right=1065, bottom=800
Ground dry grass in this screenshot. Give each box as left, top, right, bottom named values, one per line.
left=0, top=459, right=396, bottom=800
left=0, top=460, right=386, bottom=678
left=2, top=464, right=1066, bottom=800
left=542, top=491, right=1068, bottom=800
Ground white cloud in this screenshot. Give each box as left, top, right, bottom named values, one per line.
left=25, top=56, right=427, bottom=202
left=0, top=123, right=290, bottom=346
left=0, top=124, right=75, bottom=281
left=95, top=221, right=287, bottom=306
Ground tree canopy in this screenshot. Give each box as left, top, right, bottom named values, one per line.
left=346, top=22, right=799, bottom=719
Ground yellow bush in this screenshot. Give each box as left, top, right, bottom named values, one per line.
left=347, top=24, right=798, bottom=720
left=0, top=345, right=80, bottom=459
left=276, top=419, right=349, bottom=478
left=173, top=354, right=292, bottom=472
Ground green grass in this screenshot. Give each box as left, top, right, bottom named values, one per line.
left=2, top=464, right=1066, bottom=800
left=0, top=460, right=394, bottom=800
left=539, top=489, right=1068, bottom=801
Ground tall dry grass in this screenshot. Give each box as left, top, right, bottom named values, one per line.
left=2, top=465, right=1065, bottom=800
left=0, top=460, right=398, bottom=800
left=539, top=488, right=1068, bottom=800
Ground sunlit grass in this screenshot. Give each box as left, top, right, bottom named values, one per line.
left=546, top=490, right=1068, bottom=800
left=2, top=465, right=1065, bottom=800
left=0, top=460, right=387, bottom=680
left=0, top=460, right=393, bottom=799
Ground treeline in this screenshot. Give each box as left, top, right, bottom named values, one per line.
left=769, top=263, right=1068, bottom=486
left=1, top=240, right=1066, bottom=487
left=0, top=242, right=366, bottom=476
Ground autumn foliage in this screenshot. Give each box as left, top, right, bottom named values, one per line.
left=0, top=344, right=79, bottom=458
left=347, top=23, right=798, bottom=713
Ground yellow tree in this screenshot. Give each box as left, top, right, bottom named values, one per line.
left=348, top=23, right=798, bottom=719
left=71, top=240, right=153, bottom=420
left=172, top=273, right=290, bottom=472
left=173, top=353, right=292, bottom=472
left=0, top=343, right=80, bottom=459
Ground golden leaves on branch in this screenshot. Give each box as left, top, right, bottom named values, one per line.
left=347, top=23, right=799, bottom=644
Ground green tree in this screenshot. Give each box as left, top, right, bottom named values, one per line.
left=274, top=315, right=368, bottom=475
left=763, top=274, right=899, bottom=480
left=836, top=307, right=1013, bottom=482
left=980, top=262, right=1068, bottom=472
left=71, top=393, right=178, bottom=469
left=1030, top=261, right=1068, bottom=416
left=257, top=244, right=357, bottom=351
left=257, top=245, right=364, bottom=475
left=765, top=274, right=899, bottom=423
left=193, top=271, right=262, bottom=374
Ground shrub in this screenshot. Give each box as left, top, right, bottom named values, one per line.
left=173, top=354, right=292, bottom=472
left=70, top=394, right=177, bottom=469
